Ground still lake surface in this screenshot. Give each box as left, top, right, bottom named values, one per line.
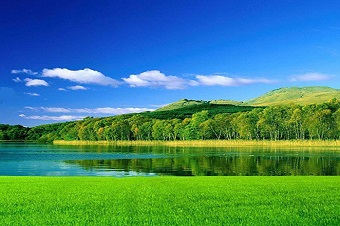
left=0, top=142, right=339, bottom=176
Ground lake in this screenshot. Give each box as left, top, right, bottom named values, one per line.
left=0, top=142, right=339, bottom=176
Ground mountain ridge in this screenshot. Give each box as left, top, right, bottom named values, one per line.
left=157, top=86, right=340, bottom=111
left=245, top=86, right=340, bottom=106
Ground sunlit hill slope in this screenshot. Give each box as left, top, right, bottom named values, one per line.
left=157, top=86, right=340, bottom=111
left=245, top=86, right=340, bottom=106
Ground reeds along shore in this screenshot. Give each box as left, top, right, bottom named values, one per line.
left=53, top=139, right=340, bottom=148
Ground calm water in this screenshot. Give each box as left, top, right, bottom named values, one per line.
left=0, top=142, right=339, bottom=176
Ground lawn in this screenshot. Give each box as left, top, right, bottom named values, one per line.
left=0, top=176, right=339, bottom=225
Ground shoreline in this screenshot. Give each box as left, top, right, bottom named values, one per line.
left=53, top=139, right=340, bottom=148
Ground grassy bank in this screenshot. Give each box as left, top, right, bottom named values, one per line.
left=54, top=139, right=340, bottom=148
left=0, top=176, right=339, bottom=225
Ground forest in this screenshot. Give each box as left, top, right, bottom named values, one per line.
left=2, top=99, right=340, bottom=142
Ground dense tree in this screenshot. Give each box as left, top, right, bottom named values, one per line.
left=152, top=120, right=167, bottom=140
left=0, top=124, right=28, bottom=140
left=110, top=118, right=131, bottom=141
left=289, top=107, right=305, bottom=139
left=184, top=110, right=209, bottom=140
left=59, top=122, right=79, bottom=141
left=4, top=99, right=340, bottom=142
left=139, top=121, right=154, bottom=140
left=333, top=109, right=340, bottom=139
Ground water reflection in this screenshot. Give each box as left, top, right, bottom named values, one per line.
left=1, top=142, right=339, bottom=176
left=65, top=153, right=340, bottom=176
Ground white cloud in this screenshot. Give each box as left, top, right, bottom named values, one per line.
left=58, top=88, right=67, bottom=91
left=196, top=75, right=237, bottom=86
left=24, top=107, right=35, bottom=110
left=123, top=71, right=275, bottom=89
left=21, top=106, right=155, bottom=121
left=25, top=106, right=155, bottom=114
left=11, top=69, right=38, bottom=75
left=24, top=92, right=40, bottom=96
left=19, top=114, right=84, bottom=121
left=42, top=68, right=121, bottom=87
left=24, top=78, right=49, bottom=87
left=85, top=107, right=155, bottom=114
left=13, top=77, right=22, bottom=83
left=195, top=75, right=275, bottom=86
left=39, top=107, right=72, bottom=113
left=290, top=72, right=331, bottom=82
left=123, top=70, right=188, bottom=89
left=68, top=85, right=87, bottom=90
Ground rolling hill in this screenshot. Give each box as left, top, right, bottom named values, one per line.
left=144, top=100, right=254, bottom=120
left=157, top=86, right=340, bottom=111
left=245, top=86, right=340, bottom=106
left=156, top=99, right=243, bottom=111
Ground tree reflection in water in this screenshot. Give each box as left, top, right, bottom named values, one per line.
left=64, top=147, right=340, bottom=176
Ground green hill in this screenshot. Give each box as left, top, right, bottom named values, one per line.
left=157, top=86, right=340, bottom=110
left=156, top=99, right=243, bottom=112
left=154, top=86, right=340, bottom=116
left=151, top=98, right=248, bottom=119
left=144, top=102, right=254, bottom=120
left=156, top=99, right=208, bottom=111
left=245, top=86, right=340, bottom=106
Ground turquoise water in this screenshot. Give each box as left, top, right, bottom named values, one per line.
left=0, top=142, right=339, bottom=176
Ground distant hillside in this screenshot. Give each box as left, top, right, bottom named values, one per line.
left=245, top=86, right=340, bottom=106
left=157, top=86, right=340, bottom=110
left=156, top=99, right=243, bottom=111
left=209, top=99, right=243, bottom=105
left=156, top=99, right=208, bottom=111
left=144, top=101, right=254, bottom=120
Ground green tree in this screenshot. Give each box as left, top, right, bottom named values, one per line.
left=175, top=118, right=190, bottom=140
left=289, top=107, right=306, bottom=139
left=139, top=121, right=154, bottom=140
left=233, top=109, right=261, bottom=140
left=257, top=106, right=291, bottom=140
left=152, top=120, right=164, bottom=140
left=111, top=118, right=131, bottom=140
left=333, top=109, right=340, bottom=139
left=59, top=122, right=79, bottom=140
left=129, top=115, right=148, bottom=140
left=184, top=110, right=209, bottom=140
left=308, top=108, right=334, bottom=139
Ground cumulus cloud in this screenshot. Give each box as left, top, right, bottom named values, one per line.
left=25, top=106, right=155, bottom=114
left=13, top=67, right=277, bottom=90
left=19, top=114, right=84, bottom=121
left=21, top=105, right=155, bottom=122
left=11, top=69, right=38, bottom=75
left=122, top=71, right=275, bottom=89
left=123, top=70, right=188, bottom=89
left=67, top=85, right=87, bottom=90
left=12, top=77, right=22, bottom=83
left=195, top=75, right=275, bottom=86
left=24, top=78, right=49, bottom=87
left=42, top=68, right=121, bottom=87
left=24, top=92, right=40, bottom=96
left=290, top=72, right=331, bottom=82
left=195, top=75, right=237, bottom=86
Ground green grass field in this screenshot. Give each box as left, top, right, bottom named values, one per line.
left=1, top=177, right=339, bottom=225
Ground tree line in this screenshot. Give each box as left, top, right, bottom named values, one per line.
left=2, top=99, right=340, bottom=142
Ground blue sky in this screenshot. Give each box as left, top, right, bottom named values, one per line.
left=1, top=0, right=340, bottom=126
